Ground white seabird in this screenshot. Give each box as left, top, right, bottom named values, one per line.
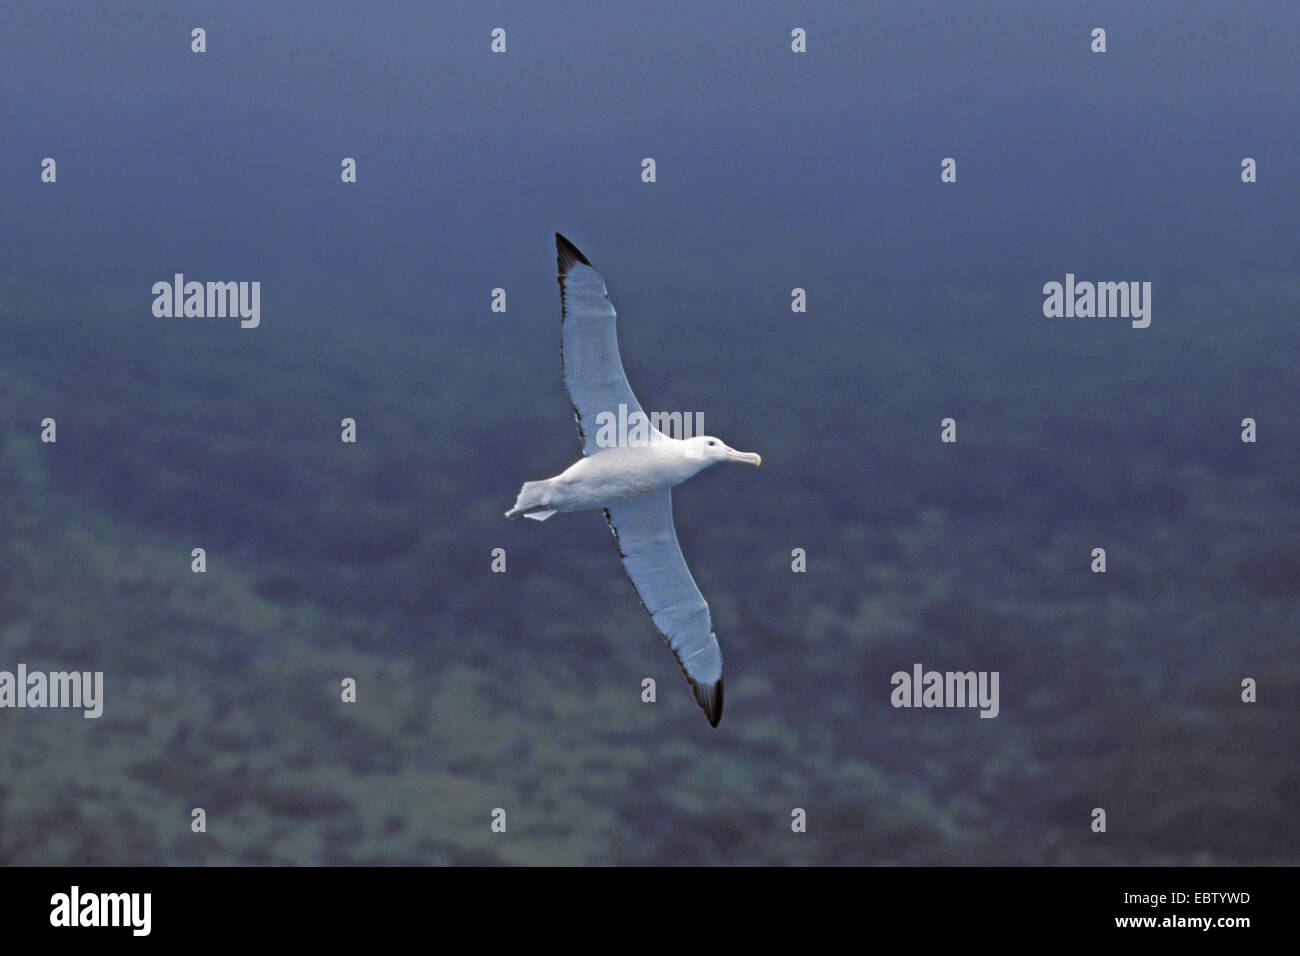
left=505, top=234, right=761, bottom=727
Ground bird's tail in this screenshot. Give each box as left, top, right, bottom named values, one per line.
left=505, top=480, right=557, bottom=521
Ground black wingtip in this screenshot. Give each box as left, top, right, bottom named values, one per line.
left=692, top=677, right=724, bottom=727
left=556, top=232, right=591, bottom=275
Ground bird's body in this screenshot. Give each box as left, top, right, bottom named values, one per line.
left=506, top=234, right=761, bottom=726
left=506, top=437, right=756, bottom=520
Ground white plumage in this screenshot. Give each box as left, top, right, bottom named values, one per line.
left=505, top=234, right=761, bottom=726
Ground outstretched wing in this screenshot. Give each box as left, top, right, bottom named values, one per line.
left=557, top=233, right=656, bottom=457
left=604, top=489, right=724, bottom=726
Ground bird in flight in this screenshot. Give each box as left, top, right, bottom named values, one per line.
left=506, top=234, right=761, bottom=726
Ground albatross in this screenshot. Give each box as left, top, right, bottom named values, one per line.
left=505, top=234, right=761, bottom=727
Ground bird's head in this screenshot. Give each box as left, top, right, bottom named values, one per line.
left=684, top=435, right=762, bottom=467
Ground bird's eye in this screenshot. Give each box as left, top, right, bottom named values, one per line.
left=708, top=440, right=716, bottom=446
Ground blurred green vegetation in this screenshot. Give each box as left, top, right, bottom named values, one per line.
left=0, top=277, right=1296, bottom=865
